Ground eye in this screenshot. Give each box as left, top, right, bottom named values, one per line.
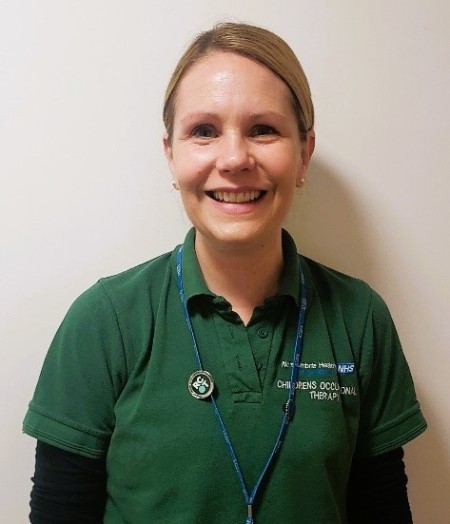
left=250, top=124, right=277, bottom=137
left=192, top=125, right=216, bottom=138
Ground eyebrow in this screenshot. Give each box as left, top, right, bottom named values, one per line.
left=250, top=111, right=290, bottom=122
left=179, top=112, right=218, bottom=126
left=179, top=110, right=289, bottom=125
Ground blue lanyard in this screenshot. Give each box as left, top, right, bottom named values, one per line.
left=175, top=246, right=307, bottom=524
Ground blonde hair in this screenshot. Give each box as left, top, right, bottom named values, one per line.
left=163, top=22, right=314, bottom=142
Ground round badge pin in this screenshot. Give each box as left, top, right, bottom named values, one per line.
left=188, top=370, right=215, bottom=400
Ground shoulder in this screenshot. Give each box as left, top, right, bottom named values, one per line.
left=60, top=250, right=176, bottom=343
left=301, top=256, right=374, bottom=304
left=97, top=251, right=173, bottom=306
left=300, top=256, right=393, bottom=333
left=50, top=250, right=177, bottom=377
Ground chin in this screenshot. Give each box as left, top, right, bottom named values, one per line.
left=195, top=222, right=281, bottom=251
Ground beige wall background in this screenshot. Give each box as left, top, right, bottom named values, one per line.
left=1, top=1, right=449, bottom=521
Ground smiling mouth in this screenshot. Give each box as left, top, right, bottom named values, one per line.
left=207, top=190, right=266, bottom=203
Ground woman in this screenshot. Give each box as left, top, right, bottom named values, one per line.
left=24, top=22, right=426, bottom=523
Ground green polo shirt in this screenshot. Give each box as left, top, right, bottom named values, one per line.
left=23, top=229, right=426, bottom=523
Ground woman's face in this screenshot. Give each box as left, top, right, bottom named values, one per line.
left=164, top=51, right=314, bottom=253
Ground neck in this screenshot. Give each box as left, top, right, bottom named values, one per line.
left=194, top=232, right=284, bottom=324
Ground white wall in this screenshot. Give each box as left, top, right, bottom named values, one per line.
left=1, top=1, right=449, bottom=521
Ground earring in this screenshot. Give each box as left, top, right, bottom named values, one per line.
left=171, top=180, right=179, bottom=190
left=298, top=177, right=305, bottom=187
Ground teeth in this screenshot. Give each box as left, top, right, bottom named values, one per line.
left=213, top=190, right=262, bottom=203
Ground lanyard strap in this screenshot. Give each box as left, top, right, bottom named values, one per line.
left=176, top=246, right=307, bottom=523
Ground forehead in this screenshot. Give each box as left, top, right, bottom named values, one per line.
left=175, top=51, right=293, bottom=114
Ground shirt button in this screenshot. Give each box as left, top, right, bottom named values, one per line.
left=257, top=329, right=268, bottom=339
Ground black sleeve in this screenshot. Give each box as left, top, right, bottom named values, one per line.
left=30, top=441, right=411, bottom=523
left=347, top=447, right=413, bottom=524
left=30, top=440, right=107, bottom=523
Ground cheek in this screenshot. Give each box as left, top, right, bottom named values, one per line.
left=172, top=147, right=216, bottom=183
left=267, top=149, right=302, bottom=182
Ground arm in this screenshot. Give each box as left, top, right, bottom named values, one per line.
left=347, top=447, right=413, bottom=524
left=30, top=440, right=107, bottom=523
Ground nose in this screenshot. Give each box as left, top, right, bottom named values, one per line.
left=215, top=133, right=255, bottom=174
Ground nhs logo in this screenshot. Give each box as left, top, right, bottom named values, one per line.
left=337, top=363, right=355, bottom=374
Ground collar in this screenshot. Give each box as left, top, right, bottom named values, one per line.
left=180, top=228, right=300, bottom=307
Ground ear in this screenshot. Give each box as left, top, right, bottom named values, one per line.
left=163, top=132, right=173, bottom=163
left=163, top=132, right=177, bottom=186
left=296, top=130, right=315, bottom=187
